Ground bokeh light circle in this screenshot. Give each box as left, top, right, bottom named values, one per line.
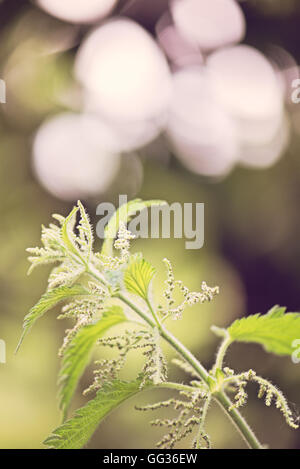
left=33, top=113, right=120, bottom=200
left=167, top=67, right=239, bottom=176
left=170, top=0, right=245, bottom=51
left=75, top=18, right=172, bottom=122
left=36, top=0, right=118, bottom=24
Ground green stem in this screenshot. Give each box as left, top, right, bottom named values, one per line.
left=195, top=394, right=212, bottom=449
left=145, top=298, right=161, bottom=328
left=157, top=382, right=201, bottom=394
left=117, top=293, right=156, bottom=328
left=212, top=332, right=232, bottom=374
left=160, top=324, right=211, bottom=385
left=87, top=264, right=110, bottom=289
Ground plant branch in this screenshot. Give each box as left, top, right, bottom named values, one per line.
left=212, top=331, right=232, bottom=374
left=145, top=298, right=162, bottom=328
left=194, top=394, right=212, bottom=449
left=157, top=382, right=202, bottom=394
left=87, top=264, right=111, bottom=289
left=117, top=292, right=157, bottom=328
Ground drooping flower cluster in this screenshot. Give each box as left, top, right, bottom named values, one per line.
left=160, top=258, right=219, bottom=320
left=58, top=282, right=108, bottom=357
left=84, top=327, right=167, bottom=396
left=136, top=386, right=211, bottom=449
left=224, top=368, right=299, bottom=429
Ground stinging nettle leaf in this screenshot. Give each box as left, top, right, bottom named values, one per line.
left=45, top=379, right=146, bottom=449
left=16, top=284, right=88, bottom=353
left=59, top=306, right=127, bottom=421
left=124, top=256, right=156, bottom=301
left=227, top=305, right=300, bottom=356
left=101, top=199, right=167, bottom=257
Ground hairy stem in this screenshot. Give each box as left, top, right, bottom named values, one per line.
left=157, top=382, right=201, bottom=394
left=160, top=323, right=211, bottom=384
left=117, top=292, right=157, bottom=328
left=87, top=264, right=111, bottom=289
left=195, top=394, right=211, bottom=449
left=145, top=298, right=162, bottom=328
left=212, top=332, right=232, bottom=374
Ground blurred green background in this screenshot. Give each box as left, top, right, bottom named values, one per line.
left=0, top=0, right=300, bottom=449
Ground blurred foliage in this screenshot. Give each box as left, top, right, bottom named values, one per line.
left=0, top=0, right=299, bottom=449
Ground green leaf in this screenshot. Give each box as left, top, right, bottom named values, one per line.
left=59, top=306, right=127, bottom=420
left=101, top=199, right=167, bottom=257
left=45, top=379, right=146, bottom=449
left=16, top=284, right=88, bottom=352
left=124, top=256, right=156, bottom=301
left=227, top=305, right=300, bottom=356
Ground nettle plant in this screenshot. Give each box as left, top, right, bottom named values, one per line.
left=18, top=200, right=300, bottom=449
